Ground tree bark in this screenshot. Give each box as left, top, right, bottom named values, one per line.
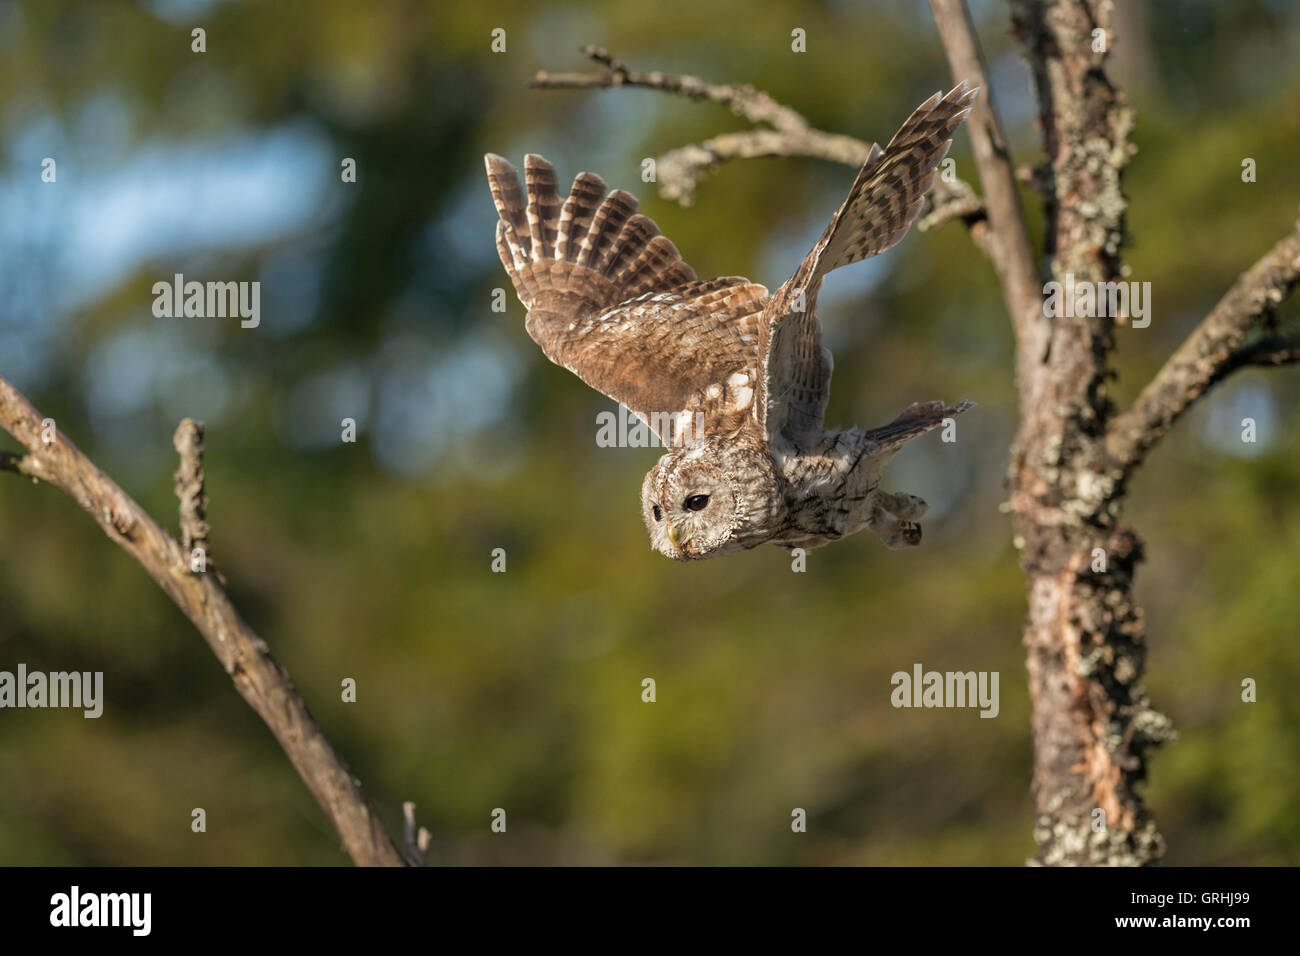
left=1002, top=0, right=1174, bottom=866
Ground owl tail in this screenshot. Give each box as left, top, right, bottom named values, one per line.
left=864, top=399, right=974, bottom=457
left=484, top=153, right=697, bottom=314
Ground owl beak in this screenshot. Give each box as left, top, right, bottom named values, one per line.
left=667, top=523, right=692, bottom=559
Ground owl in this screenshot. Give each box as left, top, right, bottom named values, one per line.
left=486, top=82, right=976, bottom=560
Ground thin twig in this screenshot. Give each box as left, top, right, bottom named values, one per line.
left=172, top=418, right=210, bottom=562
left=0, top=375, right=406, bottom=867
left=402, top=800, right=431, bottom=866
left=530, top=45, right=811, bottom=132
left=1225, top=331, right=1300, bottom=371
left=917, top=177, right=991, bottom=256
left=655, top=129, right=874, bottom=206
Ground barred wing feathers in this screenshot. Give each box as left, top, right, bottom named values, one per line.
left=486, top=152, right=769, bottom=446
left=757, top=83, right=978, bottom=444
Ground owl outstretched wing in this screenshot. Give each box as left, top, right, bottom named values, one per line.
left=756, top=82, right=978, bottom=444
left=486, top=153, right=769, bottom=447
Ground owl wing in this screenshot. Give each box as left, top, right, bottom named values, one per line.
left=487, top=153, right=768, bottom=446
left=756, top=82, right=978, bottom=444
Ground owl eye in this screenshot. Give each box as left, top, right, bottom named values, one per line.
left=684, top=494, right=710, bottom=512
left=652, top=504, right=663, bottom=521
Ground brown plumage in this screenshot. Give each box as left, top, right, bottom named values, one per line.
left=486, top=82, right=977, bottom=560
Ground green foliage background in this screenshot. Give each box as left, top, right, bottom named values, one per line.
left=1, top=0, right=1297, bottom=864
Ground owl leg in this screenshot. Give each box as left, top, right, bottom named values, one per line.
left=878, top=490, right=928, bottom=521
left=867, top=501, right=922, bottom=549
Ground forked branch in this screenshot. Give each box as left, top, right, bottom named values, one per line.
left=531, top=43, right=991, bottom=238
left=0, top=375, right=405, bottom=867
left=1106, top=218, right=1300, bottom=480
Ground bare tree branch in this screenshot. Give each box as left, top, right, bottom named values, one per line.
left=916, top=169, right=996, bottom=261
left=531, top=44, right=994, bottom=247
left=654, top=128, right=873, bottom=206
left=0, top=375, right=406, bottom=867
left=917, top=176, right=986, bottom=230
left=1106, top=219, right=1300, bottom=479
left=929, top=0, right=1044, bottom=372
left=1226, top=331, right=1300, bottom=371
left=530, top=44, right=812, bottom=132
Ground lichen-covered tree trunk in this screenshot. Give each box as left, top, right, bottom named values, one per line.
left=1009, top=0, right=1173, bottom=865
left=1018, top=523, right=1171, bottom=864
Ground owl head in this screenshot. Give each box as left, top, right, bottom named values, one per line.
left=640, top=433, right=786, bottom=561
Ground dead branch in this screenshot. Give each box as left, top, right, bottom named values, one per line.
left=172, top=418, right=210, bottom=560
left=0, top=375, right=406, bottom=867
left=403, top=800, right=432, bottom=866
left=531, top=43, right=994, bottom=244
left=1106, top=219, right=1300, bottom=480
left=530, top=44, right=811, bottom=132
left=917, top=176, right=986, bottom=231
left=929, top=0, right=1044, bottom=371
left=1225, top=331, right=1300, bottom=371
left=654, top=128, right=873, bottom=206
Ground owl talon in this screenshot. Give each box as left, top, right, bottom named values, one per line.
left=869, top=507, right=923, bottom=549
left=880, top=491, right=928, bottom=521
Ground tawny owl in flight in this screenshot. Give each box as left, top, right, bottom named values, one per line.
left=486, top=82, right=976, bottom=561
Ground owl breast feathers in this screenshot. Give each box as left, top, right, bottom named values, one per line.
left=486, top=82, right=977, bottom=560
